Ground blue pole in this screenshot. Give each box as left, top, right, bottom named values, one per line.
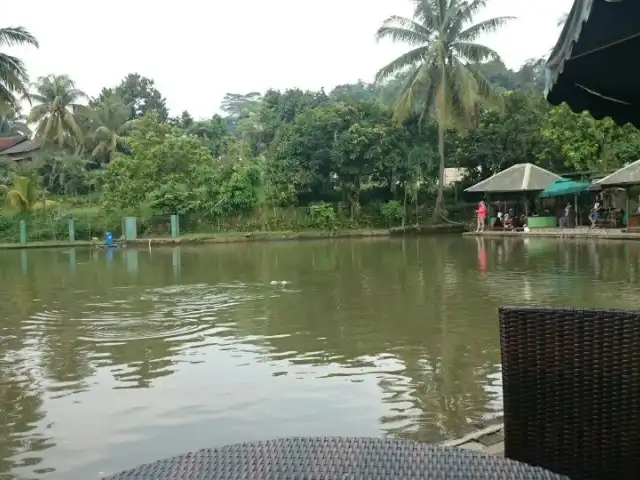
left=170, top=214, right=180, bottom=237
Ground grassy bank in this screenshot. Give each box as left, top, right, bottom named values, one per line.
left=0, top=201, right=470, bottom=249
left=0, top=229, right=387, bottom=250
left=0, top=224, right=469, bottom=250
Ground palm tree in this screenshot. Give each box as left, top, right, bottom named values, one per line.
left=0, top=26, right=39, bottom=109
left=27, top=74, right=91, bottom=147
left=375, top=0, right=513, bottom=218
left=0, top=102, right=30, bottom=136
left=90, top=94, right=132, bottom=163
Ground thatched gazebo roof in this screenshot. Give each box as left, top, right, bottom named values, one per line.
left=546, top=0, right=640, bottom=127
left=589, top=159, right=640, bottom=190
left=465, top=163, right=561, bottom=193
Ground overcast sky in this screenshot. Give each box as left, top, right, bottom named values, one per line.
left=5, top=0, right=572, bottom=119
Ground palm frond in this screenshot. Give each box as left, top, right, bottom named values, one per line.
left=0, top=53, right=30, bottom=104
left=63, top=109, right=84, bottom=142
left=375, top=15, right=432, bottom=44
left=451, top=42, right=500, bottom=63
left=411, top=0, right=441, bottom=30
left=375, top=46, right=430, bottom=83
left=27, top=104, right=49, bottom=123
left=455, top=0, right=490, bottom=23
left=393, top=62, right=435, bottom=123
left=5, top=189, right=27, bottom=211
left=0, top=27, right=39, bottom=48
left=464, top=63, right=503, bottom=109
left=457, top=16, right=516, bottom=42
left=0, top=85, right=19, bottom=110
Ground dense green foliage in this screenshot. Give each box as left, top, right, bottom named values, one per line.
left=0, top=5, right=638, bottom=241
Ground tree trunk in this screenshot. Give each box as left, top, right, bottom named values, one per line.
left=414, top=180, right=419, bottom=226
left=433, top=120, right=446, bottom=220
left=433, top=55, right=448, bottom=222
left=402, top=182, right=408, bottom=228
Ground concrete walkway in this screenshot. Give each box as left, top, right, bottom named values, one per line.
left=464, top=227, right=640, bottom=241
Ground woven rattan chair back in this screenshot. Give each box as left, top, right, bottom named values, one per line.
left=499, top=307, right=640, bottom=480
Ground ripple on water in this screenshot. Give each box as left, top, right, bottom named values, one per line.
left=27, top=283, right=253, bottom=344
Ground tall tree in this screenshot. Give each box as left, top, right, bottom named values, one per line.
left=220, top=92, right=262, bottom=119
left=375, top=0, right=512, bottom=218
left=28, top=74, right=90, bottom=146
left=0, top=26, right=38, bottom=109
left=97, top=74, right=168, bottom=122
left=89, top=94, right=132, bottom=163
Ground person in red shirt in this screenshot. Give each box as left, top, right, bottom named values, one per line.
left=476, top=200, right=487, bottom=232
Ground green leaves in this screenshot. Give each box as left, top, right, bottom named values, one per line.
left=28, top=74, right=88, bottom=147
left=0, top=26, right=38, bottom=109
left=539, top=103, right=640, bottom=173
left=0, top=174, right=40, bottom=213
left=99, top=115, right=264, bottom=218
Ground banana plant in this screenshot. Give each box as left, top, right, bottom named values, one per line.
left=0, top=174, right=56, bottom=213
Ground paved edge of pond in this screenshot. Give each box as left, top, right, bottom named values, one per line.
left=0, top=225, right=467, bottom=249
left=0, top=240, right=94, bottom=250
left=464, top=228, right=640, bottom=241
left=440, top=420, right=505, bottom=456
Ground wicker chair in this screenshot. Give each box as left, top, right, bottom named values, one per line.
left=499, top=307, right=640, bottom=480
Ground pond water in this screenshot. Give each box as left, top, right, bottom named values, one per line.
left=1, top=236, right=639, bottom=479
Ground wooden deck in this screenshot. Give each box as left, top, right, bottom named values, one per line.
left=440, top=423, right=504, bottom=456
left=463, top=227, right=640, bottom=241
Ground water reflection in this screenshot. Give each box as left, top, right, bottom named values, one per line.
left=0, top=238, right=638, bottom=478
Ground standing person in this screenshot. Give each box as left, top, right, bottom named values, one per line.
left=589, top=200, right=601, bottom=228
left=560, top=203, right=572, bottom=229
left=475, top=200, right=487, bottom=232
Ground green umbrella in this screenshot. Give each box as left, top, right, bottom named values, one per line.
left=539, top=177, right=590, bottom=198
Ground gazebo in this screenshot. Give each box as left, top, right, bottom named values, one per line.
left=465, top=163, right=561, bottom=194
left=465, top=163, right=561, bottom=228
left=590, top=160, right=640, bottom=190
left=589, top=159, right=640, bottom=227
left=546, top=0, right=640, bottom=127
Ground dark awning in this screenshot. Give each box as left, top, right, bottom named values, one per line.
left=545, top=0, right=640, bottom=127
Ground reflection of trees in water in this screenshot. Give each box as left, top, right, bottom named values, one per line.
left=0, top=239, right=503, bottom=455
left=0, top=355, right=51, bottom=475
left=474, top=238, right=640, bottom=308
left=224, top=238, right=502, bottom=441
left=378, top=350, right=500, bottom=441
left=0, top=249, right=182, bottom=392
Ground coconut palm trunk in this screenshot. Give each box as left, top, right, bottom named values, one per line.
left=434, top=61, right=448, bottom=221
